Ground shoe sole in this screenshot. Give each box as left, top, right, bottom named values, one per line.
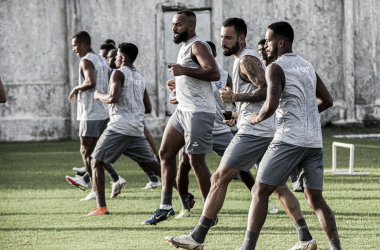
left=165, top=238, right=204, bottom=250
left=66, top=177, right=87, bottom=191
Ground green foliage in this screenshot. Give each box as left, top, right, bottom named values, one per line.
left=0, top=135, right=379, bottom=249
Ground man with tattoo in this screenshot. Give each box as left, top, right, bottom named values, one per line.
left=165, top=18, right=315, bottom=250
left=236, top=21, right=341, bottom=250
left=258, top=38, right=274, bottom=66
left=142, top=9, right=220, bottom=225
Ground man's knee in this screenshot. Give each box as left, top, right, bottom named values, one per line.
left=304, top=189, right=324, bottom=210
left=251, top=183, right=276, bottom=199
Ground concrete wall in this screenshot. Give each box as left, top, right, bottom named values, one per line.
left=0, top=0, right=379, bottom=141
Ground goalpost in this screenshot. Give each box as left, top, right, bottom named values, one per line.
left=324, top=142, right=370, bottom=175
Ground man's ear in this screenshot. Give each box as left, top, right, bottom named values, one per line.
left=189, top=21, right=196, bottom=32
left=278, top=38, right=285, bottom=48
left=239, top=34, right=245, bottom=44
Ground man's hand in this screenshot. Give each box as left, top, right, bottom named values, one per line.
left=219, top=84, right=235, bottom=103
left=68, top=89, right=78, bottom=103
left=167, top=79, right=176, bottom=91
left=249, top=112, right=260, bottom=125
left=169, top=89, right=178, bottom=104
left=167, top=64, right=185, bottom=76
left=94, top=90, right=103, bottom=100
left=222, top=110, right=237, bottom=127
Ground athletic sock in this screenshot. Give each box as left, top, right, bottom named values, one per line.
left=294, top=218, right=313, bottom=242
left=241, top=230, right=259, bottom=250
left=95, top=190, right=106, bottom=208
left=145, top=170, right=159, bottom=183
left=82, top=173, right=90, bottom=184
left=180, top=194, right=191, bottom=211
left=106, top=166, right=119, bottom=183
left=160, top=190, right=173, bottom=208
left=329, top=238, right=342, bottom=250
left=191, top=216, right=214, bottom=243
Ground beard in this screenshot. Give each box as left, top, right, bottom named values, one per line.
left=173, top=31, right=188, bottom=44
left=267, top=46, right=278, bottom=60
left=222, top=40, right=240, bottom=56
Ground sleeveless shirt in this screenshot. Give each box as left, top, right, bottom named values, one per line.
left=175, top=36, right=216, bottom=113
left=77, top=52, right=109, bottom=121
left=107, top=66, right=146, bottom=136
left=212, top=68, right=231, bottom=134
left=233, top=47, right=276, bottom=137
left=272, top=53, right=322, bottom=148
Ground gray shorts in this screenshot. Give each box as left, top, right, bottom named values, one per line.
left=212, top=131, right=234, bottom=156
left=79, top=119, right=109, bottom=137
left=91, top=129, right=156, bottom=164
left=256, top=141, right=324, bottom=192
left=169, top=109, right=214, bottom=155
left=220, top=134, right=273, bottom=172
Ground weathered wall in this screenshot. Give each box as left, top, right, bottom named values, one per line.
left=0, top=0, right=379, bottom=141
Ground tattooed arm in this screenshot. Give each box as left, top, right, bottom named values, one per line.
left=221, top=55, right=267, bottom=103
left=249, top=63, right=284, bottom=125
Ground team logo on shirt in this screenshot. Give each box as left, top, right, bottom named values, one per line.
left=214, top=81, right=223, bottom=90
left=293, top=66, right=310, bottom=73
left=192, top=141, right=199, bottom=147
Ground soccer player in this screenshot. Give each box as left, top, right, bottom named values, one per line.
left=142, top=9, right=220, bottom=225
left=235, top=21, right=340, bottom=250
left=99, top=43, right=116, bottom=60
left=258, top=38, right=274, bottom=66
left=86, top=42, right=161, bottom=216
left=165, top=18, right=316, bottom=250
left=68, top=31, right=125, bottom=201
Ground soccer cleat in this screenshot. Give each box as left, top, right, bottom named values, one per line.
left=188, top=192, right=195, bottom=209
left=287, top=239, right=317, bottom=250
left=141, top=180, right=162, bottom=190
left=110, top=176, right=126, bottom=198
left=142, top=208, right=175, bottom=225
left=80, top=190, right=96, bottom=201
left=268, top=204, right=279, bottom=214
left=66, top=175, right=88, bottom=191
left=165, top=234, right=204, bottom=250
left=175, top=210, right=191, bottom=219
left=72, top=167, right=86, bottom=176
left=84, top=206, right=109, bottom=216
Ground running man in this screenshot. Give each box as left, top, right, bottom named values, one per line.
left=258, top=38, right=274, bottom=66
left=87, top=42, right=161, bottom=216
left=165, top=18, right=316, bottom=250
left=68, top=31, right=125, bottom=202
left=142, top=9, right=220, bottom=225
left=234, top=21, right=340, bottom=250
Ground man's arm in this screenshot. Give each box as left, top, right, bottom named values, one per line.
left=68, top=60, right=97, bottom=103
left=220, top=56, right=267, bottom=103
left=315, top=72, right=333, bottom=113
left=0, top=78, right=6, bottom=103
left=249, top=63, right=284, bottom=125
left=94, top=70, right=123, bottom=104
left=167, top=41, right=220, bottom=81
left=143, top=88, right=152, bottom=114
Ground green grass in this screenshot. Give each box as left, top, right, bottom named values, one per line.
left=0, top=134, right=379, bottom=249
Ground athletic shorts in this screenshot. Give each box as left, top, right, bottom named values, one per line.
left=78, top=119, right=109, bottom=137
left=220, top=133, right=273, bottom=172
left=256, top=141, right=324, bottom=192
left=169, top=109, right=214, bottom=155
left=212, top=131, right=234, bottom=156
left=91, top=129, right=156, bottom=164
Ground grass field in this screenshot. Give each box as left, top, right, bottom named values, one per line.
left=0, top=131, right=379, bottom=249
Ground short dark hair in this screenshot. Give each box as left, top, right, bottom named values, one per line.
left=177, top=9, right=196, bottom=21
left=103, top=39, right=116, bottom=45
left=118, top=43, right=138, bottom=62
left=222, top=18, right=247, bottom=37
left=258, top=39, right=266, bottom=46
left=268, top=21, right=294, bottom=43
left=100, top=43, right=116, bottom=50
left=206, top=41, right=216, bottom=54
left=72, top=31, right=91, bottom=46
